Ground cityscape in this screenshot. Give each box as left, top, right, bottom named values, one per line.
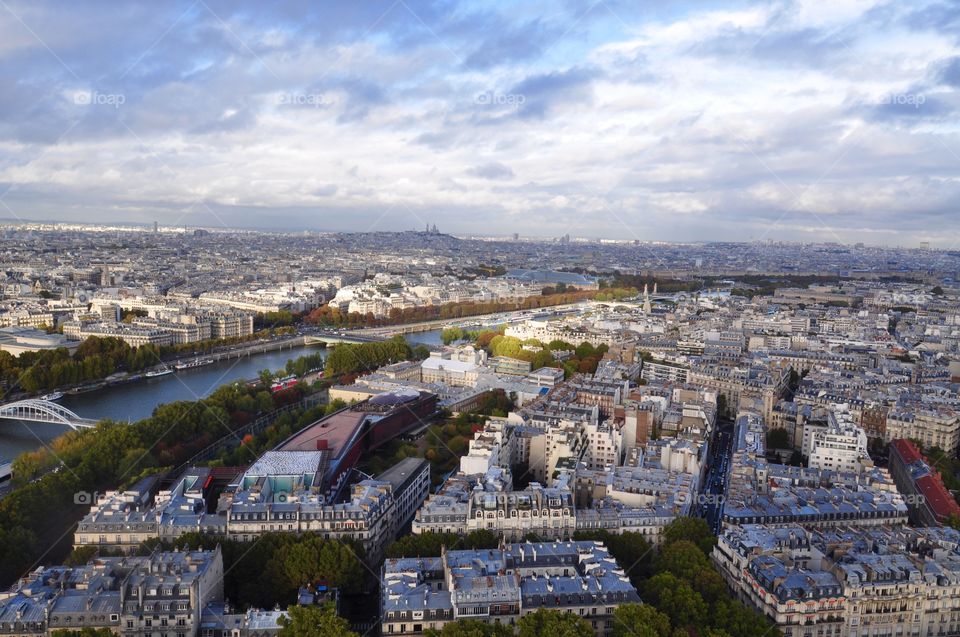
left=1, top=2, right=960, bottom=637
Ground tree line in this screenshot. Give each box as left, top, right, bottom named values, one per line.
left=324, top=336, right=417, bottom=377
left=358, top=389, right=514, bottom=487
left=0, top=327, right=296, bottom=395
left=141, top=532, right=366, bottom=610
left=455, top=329, right=610, bottom=379
left=0, top=382, right=319, bottom=588
left=389, top=518, right=780, bottom=637
left=304, top=290, right=610, bottom=329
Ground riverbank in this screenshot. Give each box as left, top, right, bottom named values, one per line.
left=359, top=300, right=591, bottom=337
left=0, top=384, right=329, bottom=588
left=0, top=344, right=328, bottom=460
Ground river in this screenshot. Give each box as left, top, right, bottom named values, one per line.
left=0, top=345, right=327, bottom=463
left=404, top=329, right=444, bottom=346
left=1, top=321, right=546, bottom=462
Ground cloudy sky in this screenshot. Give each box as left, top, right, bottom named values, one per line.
left=0, top=0, right=958, bottom=245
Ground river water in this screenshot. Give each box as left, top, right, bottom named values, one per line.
left=0, top=345, right=327, bottom=463
left=405, top=329, right=444, bottom=346
left=1, top=326, right=503, bottom=463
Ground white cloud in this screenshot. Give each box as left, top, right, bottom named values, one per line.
left=0, top=0, right=956, bottom=244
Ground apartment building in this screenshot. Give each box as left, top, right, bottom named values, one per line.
left=0, top=549, right=224, bottom=637
left=490, top=356, right=533, bottom=376
left=413, top=483, right=577, bottom=541
left=888, top=438, right=960, bottom=526
left=204, top=311, right=254, bottom=339
left=0, top=310, right=54, bottom=329
left=62, top=320, right=174, bottom=347
left=76, top=457, right=430, bottom=564
left=582, top=421, right=622, bottom=470
left=613, top=401, right=657, bottom=451
left=805, top=410, right=870, bottom=475
left=132, top=317, right=206, bottom=344
left=713, top=524, right=960, bottom=637
left=885, top=407, right=960, bottom=455
left=688, top=363, right=789, bottom=421
left=640, top=359, right=691, bottom=384
left=381, top=541, right=640, bottom=636
left=420, top=354, right=481, bottom=387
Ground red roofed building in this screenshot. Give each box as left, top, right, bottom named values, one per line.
left=889, top=438, right=960, bottom=526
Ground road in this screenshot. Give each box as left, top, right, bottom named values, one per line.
left=698, top=418, right=735, bottom=534
left=350, top=301, right=592, bottom=336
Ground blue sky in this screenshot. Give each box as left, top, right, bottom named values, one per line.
left=0, top=0, right=958, bottom=246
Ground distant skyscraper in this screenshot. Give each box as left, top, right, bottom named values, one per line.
left=513, top=233, right=519, bottom=241
left=154, top=221, right=159, bottom=232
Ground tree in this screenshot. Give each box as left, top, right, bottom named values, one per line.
left=517, top=608, right=593, bottom=637
left=573, top=530, right=653, bottom=583
left=946, top=514, right=960, bottom=531
left=716, top=394, right=728, bottom=417
left=766, top=427, right=790, bottom=449
left=464, top=529, right=500, bottom=549
left=52, top=629, right=117, bottom=637
left=63, top=545, right=99, bottom=566
left=271, top=536, right=365, bottom=595
left=661, top=517, right=716, bottom=556
left=426, top=619, right=513, bottom=637
left=693, top=566, right=728, bottom=604
left=277, top=604, right=357, bottom=637
left=710, top=599, right=781, bottom=637
left=642, top=573, right=708, bottom=630
left=612, top=603, right=672, bottom=637
left=441, top=327, right=465, bottom=345
left=654, top=540, right=712, bottom=582
left=386, top=532, right=462, bottom=558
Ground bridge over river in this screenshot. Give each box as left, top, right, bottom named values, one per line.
left=0, top=399, right=99, bottom=430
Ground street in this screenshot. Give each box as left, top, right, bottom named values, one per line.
left=699, top=418, right=735, bottom=534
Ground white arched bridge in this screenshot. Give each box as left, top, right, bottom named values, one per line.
left=0, top=400, right=98, bottom=430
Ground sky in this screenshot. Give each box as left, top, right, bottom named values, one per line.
left=0, top=0, right=958, bottom=246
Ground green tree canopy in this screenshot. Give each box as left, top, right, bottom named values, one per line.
left=517, top=608, right=593, bottom=637
left=766, top=427, right=790, bottom=449
left=661, top=517, right=716, bottom=555
left=653, top=540, right=712, bottom=582
left=386, top=530, right=499, bottom=558
left=425, top=619, right=513, bottom=637
left=269, top=535, right=365, bottom=595
left=277, top=604, right=357, bottom=637
left=573, top=530, right=653, bottom=584
left=642, top=572, right=709, bottom=630
left=612, top=603, right=672, bottom=637
left=52, top=629, right=117, bottom=637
